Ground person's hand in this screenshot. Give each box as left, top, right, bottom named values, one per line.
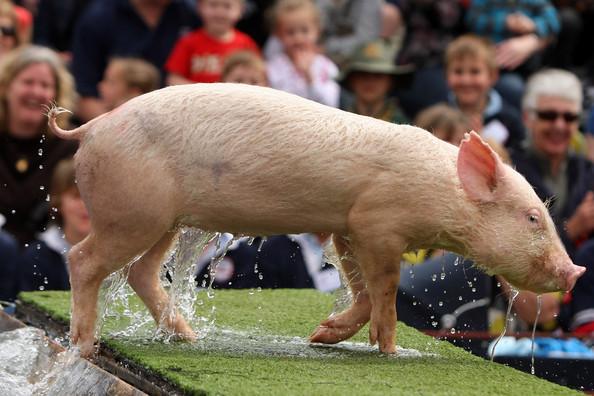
left=495, top=34, right=540, bottom=70
left=566, top=191, right=594, bottom=241
left=292, top=49, right=316, bottom=83
left=506, top=13, right=536, bottom=35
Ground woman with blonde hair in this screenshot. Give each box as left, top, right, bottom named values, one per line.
left=0, top=45, right=77, bottom=245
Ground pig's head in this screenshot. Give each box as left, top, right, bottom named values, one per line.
left=456, top=132, right=585, bottom=293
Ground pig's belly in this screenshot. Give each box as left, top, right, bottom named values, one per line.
left=177, top=191, right=352, bottom=236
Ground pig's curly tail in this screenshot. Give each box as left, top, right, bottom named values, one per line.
left=44, top=102, right=88, bottom=140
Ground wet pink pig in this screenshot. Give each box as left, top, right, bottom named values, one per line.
left=47, top=84, right=585, bottom=357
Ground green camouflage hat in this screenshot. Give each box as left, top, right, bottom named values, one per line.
left=338, top=39, right=414, bottom=82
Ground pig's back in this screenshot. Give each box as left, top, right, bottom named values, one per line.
left=83, top=84, right=459, bottom=234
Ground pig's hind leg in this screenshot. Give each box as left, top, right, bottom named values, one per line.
left=126, top=231, right=196, bottom=341
left=309, top=235, right=371, bottom=344
left=68, top=225, right=176, bottom=357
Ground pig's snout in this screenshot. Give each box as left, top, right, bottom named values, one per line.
left=561, top=264, right=586, bottom=292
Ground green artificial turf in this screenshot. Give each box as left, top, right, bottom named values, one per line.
left=19, top=289, right=579, bottom=395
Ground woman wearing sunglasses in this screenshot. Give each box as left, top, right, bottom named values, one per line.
left=507, top=68, right=594, bottom=336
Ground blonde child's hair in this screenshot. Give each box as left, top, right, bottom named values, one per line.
left=445, top=34, right=497, bottom=72
left=221, top=51, right=266, bottom=80
left=109, top=57, right=161, bottom=94
left=270, top=0, right=321, bottom=31
left=415, top=103, right=468, bottom=143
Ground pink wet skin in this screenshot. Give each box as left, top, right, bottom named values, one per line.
left=46, top=84, right=585, bottom=357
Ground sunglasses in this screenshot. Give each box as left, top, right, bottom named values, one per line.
left=534, top=109, right=580, bottom=123
left=0, top=26, right=15, bottom=37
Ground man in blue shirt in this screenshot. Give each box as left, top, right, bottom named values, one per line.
left=71, top=0, right=199, bottom=122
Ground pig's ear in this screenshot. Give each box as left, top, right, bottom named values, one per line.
left=457, top=131, right=503, bottom=202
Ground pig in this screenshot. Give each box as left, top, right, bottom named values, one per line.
left=46, top=83, right=585, bottom=357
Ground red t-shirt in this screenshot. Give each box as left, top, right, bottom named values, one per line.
left=165, top=28, right=259, bottom=83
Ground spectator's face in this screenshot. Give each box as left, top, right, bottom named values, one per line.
left=99, top=63, right=132, bottom=110
left=0, top=16, right=17, bottom=56
left=349, top=72, right=392, bottom=105
left=60, top=187, right=91, bottom=241
left=199, top=0, right=243, bottom=36
left=223, top=65, right=268, bottom=86
left=525, top=95, right=580, bottom=159
left=276, top=10, right=319, bottom=55
left=447, top=56, right=496, bottom=108
left=6, top=62, right=56, bottom=137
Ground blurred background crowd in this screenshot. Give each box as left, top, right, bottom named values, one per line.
left=2, top=0, right=594, bottom=343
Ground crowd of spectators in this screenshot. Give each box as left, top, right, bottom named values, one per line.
left=1, top=0, right=594, bottom=338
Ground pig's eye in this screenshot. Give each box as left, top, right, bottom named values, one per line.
left=526, top=209, right=541, bottom=227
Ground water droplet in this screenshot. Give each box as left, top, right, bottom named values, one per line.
left=39, top=186, right=45, bottom=190
left=440, top=272, right=446, bottom=280
left=431, top=321, right=438, bottom=327
left=450, top=328, right=456, bottom=334
left=38, top=149, right=43, bottom=156
left=438, top=301, right=443, bottom=307
left=431, top=274, right=437, bottom=282
left=458, top=296, right=463, bottom=301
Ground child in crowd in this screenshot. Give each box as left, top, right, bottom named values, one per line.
left=266, top=0, right=339, bottom=107
left=445, top=34, right=525, bottom=151
left=221, top=50, right=268, bottom=86
left=20, top=159, right=90, bottom=293
left=99, top=57, right=160, bottom=111
left=414, top=103, right=468, bottom=146
left=339, top=39, right=412, bottom=124
left=414, top=102, right=511, bottom=163
left=166, top=0, right=259, bottom=84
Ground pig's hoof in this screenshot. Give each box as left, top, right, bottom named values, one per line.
left=309, top=320, right=365, bottom=344
left=378, top=343, right=397, bottom=354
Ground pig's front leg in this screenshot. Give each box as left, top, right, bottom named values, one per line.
left=309, top=235, right=371, bottom=344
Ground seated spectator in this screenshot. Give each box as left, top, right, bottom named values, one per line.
left=71, top=0, right=199, bottom=122
left=195, top=233, right=341, bottom=292
left=465, top=0, right=560, bottom=110
left=99, top=57, right=160, bottom=111
left=0, top=0, right=26, bottom=58
left=0, top=45, right=77, bottom=245
left=512, top=69, right=593, bottom=257
left=166, top=0, right=259, bottom=85
left=20, top=159, right=89, bottom=292
left=505, top=68, right=594, bottom=333
left=445, top=35, right=526, bottom=151
left=266, top=0, right=339, bottom=107
left=221, top=50, right=268, bottom=86
left=339, top=39, right=412, bottom=124
left=0, top=215, right=20, bottom=303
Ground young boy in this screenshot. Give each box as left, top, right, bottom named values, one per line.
left=166, top=0, right=259, bottom=84
left=99, top=57, right=160, bottom=110
left=339, top=39, right=412, bottom=124
left=445, top=34, right=525, bottom=151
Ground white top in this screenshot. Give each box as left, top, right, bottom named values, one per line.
left=266, top=52, right=340, bottom=108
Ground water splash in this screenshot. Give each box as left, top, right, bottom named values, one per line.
left=530, top=294, right=542, bottom=375
left=490, top=288, right=519, bottom=361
